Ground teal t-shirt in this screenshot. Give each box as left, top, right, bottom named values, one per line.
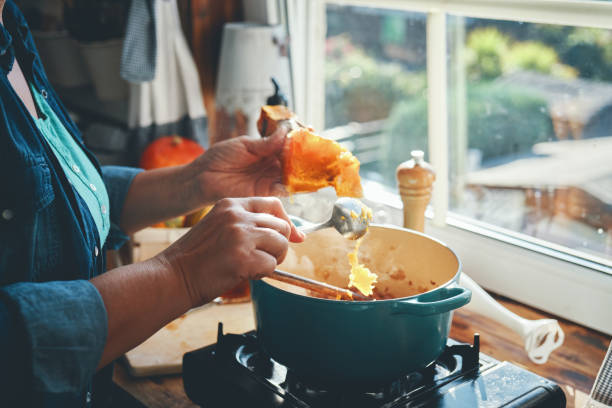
left=30, top=86, right=110, bottom=245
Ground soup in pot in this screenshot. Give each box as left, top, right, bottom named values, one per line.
left=271, top=225, right=460, bottom=300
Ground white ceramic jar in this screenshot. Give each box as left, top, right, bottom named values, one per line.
left=214, top=23, right=292, bottom=143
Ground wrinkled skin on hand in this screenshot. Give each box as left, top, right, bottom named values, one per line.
left=158, top=197, right=304, bottom=307
left=191, top=127, right=289, bottom=203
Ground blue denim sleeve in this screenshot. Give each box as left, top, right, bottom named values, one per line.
left=101, top=165, right=143, bottom=250
left=0, top=296, right=29, bottom=404
left=0, top=280, right=107, bottom=395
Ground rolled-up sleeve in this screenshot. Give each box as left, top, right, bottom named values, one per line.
left=0, top=280, right=107, bottom=395
left=101, top=165, right=143, bottom=250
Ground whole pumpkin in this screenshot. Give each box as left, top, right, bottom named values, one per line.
left=139, top=136, right=210, bottom=227
left=139, top=135, right=205, bottom=170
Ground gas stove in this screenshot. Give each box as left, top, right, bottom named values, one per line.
left=183, top=323, right=565, bottom=407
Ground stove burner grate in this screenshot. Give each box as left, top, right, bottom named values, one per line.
left=183, top=323, right=565, bottom=408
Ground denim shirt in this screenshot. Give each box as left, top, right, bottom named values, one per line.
left=0, top=2, right=142, bottom=406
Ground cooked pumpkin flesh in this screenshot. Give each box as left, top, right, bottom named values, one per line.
left=351, top=205, right=373, bottom=224
left=282, top=128, right=363, bottom=198
left=347, top=238, right=377, bottom=296
left=362, top=205, right=373, bottom=222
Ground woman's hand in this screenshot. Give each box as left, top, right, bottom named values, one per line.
left=157, top=197, right=304, bottom=307
left=94, top=197, right=302, bottom=368
left=189, top=127, right=289, bottom=203
left=118, top=127, right=290, bottom=234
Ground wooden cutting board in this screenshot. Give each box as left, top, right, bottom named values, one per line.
left=123, top=302, right=255, bottom=377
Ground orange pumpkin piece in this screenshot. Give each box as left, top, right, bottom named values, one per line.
left=257, top=105, right=295, bottom=137
left=282, top=127, right=363, bottom=198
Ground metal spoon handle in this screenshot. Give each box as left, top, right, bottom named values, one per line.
left=270, top=270, right=369, bottom=301
left=298, top=219, right=333, bottom=235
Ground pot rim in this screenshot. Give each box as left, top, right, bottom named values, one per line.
left=255, top=223, right=463, bottom=305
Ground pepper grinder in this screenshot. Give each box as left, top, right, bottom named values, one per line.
left=396, top=150, right=435, bottom=232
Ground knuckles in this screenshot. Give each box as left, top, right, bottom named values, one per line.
left=223, top=208, right=243, bottom=224
left=214, top=199, right=244, bottom=224
left=263, top=196, right=283, bottom=210
left=197, top=196, right=289, bottom=281
left=225, top=223, right=249, bottom=245
left=215, top=197, right=237, bottom=211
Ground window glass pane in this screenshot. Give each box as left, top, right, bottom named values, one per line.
left=325, top=5, right=427, bottom=184
left=323, top=6, right=611, bottom=261
left=448, top=17, right=612, bottom=260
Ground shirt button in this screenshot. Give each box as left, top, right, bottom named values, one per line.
left=0, top=49, right=6, bottom=56
left=72, top=164, right=80, bottom=173
left=94, top=246, right=99, bottom=257
left=101, top=205, right=107, bottom=214
left=89, top=183, right=97, bottom=192
left=2, top=209, right=14, bottom=221
left=86, top=391, right=91, bottom=403
left=41, top=89, right=48, bottom=99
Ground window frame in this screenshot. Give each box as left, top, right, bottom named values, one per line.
left=279, top=0, right=612, bottom=334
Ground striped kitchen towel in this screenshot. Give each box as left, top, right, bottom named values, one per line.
left=586, top=339, right=612, bottom=407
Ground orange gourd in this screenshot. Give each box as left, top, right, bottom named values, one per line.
left=139, top=135, right=205, bottom=170
left=139, top=136, right=208, bottom=227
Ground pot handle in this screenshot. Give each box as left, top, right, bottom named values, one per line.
left=391, top=287, right=472, bottom=316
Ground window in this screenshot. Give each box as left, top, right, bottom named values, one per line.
left=317, top=4, right=612, bottom=263
left=285, top=0, right=612, bottom=333
left=448, top=16, right=612, bottom=264
left=324, top=5, right=427, bottom=184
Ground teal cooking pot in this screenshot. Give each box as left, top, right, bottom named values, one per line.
left=250, top=224, right=471, bottom=387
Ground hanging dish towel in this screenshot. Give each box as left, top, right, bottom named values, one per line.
left=126, top=0, right=207, bottom=162
left=120, top=0, right=157, bottom=83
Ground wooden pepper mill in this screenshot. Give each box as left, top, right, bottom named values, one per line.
left=396, top=150, right=436, bottom=232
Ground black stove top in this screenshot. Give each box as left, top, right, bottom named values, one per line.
left=183, top=323, right=565, bottom=407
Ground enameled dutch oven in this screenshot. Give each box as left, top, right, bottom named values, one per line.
left=250, top=224, right=471, bottom=387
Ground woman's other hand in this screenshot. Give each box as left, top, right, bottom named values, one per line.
left=93, top=197, right=302, bottom=368
left=157, top=197, right=304, bottom=307
left=189, top=126, right=289, bottom=203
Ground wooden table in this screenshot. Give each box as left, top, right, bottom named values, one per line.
left=113, top=295, right=610, bottom=408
